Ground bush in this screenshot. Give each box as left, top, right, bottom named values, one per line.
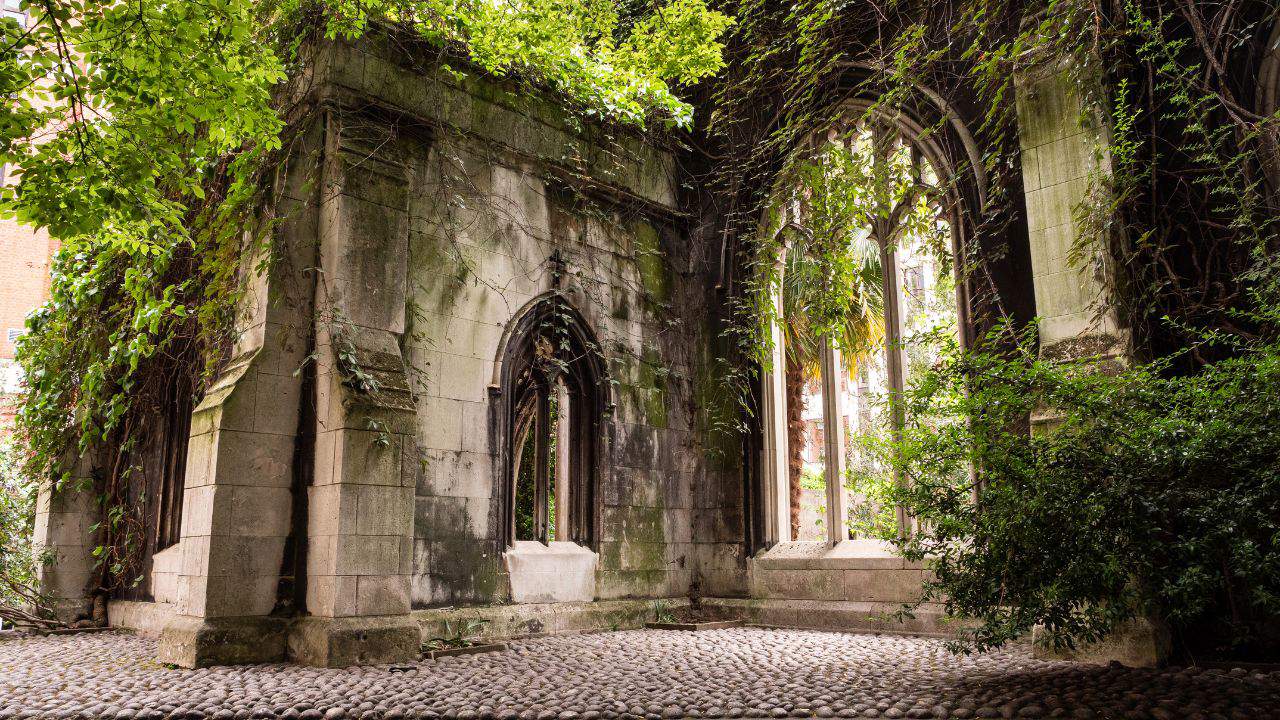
left=0, top=437, right=44, bottom=629
left=890, top=323, right=1280, bottom=659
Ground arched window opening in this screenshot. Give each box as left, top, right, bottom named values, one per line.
left=766, top=116, right=964, bottom=546
left=511, top=373, right=571, bottom=542
left=499, top=295, right=606, bottom=548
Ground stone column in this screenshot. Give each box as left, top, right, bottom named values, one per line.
left=759, top=270, right=791, bottom=546
left=286, top=111, right=420, bottom=667
left=31, top=448, right=102, bottom=622
left=1015, top=59, right=1129, bottom=377
left=818, top=340, right=848, bottom=546
left=157, top=143, right=319, bottom=668
left=1015, top=57, right=1168, bottom=667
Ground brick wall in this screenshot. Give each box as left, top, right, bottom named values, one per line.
left=0, top=213, right=57, bottom=432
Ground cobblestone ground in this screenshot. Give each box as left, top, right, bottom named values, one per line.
left=2, top=628, right=1278, bottom=720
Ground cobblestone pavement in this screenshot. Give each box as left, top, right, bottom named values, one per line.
left=2, top=628, right=1278, bottom=720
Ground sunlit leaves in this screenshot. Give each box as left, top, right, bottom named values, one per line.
left=308, top=0, right=731, bottom=128
left=1, top=0, right=731, bottom=581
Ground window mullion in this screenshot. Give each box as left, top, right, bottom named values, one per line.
left=819, top=338, right=849, bottom=546
left=554, top=381, right=571, bottom=542
left=879, top=226, right=912, bottom=540
left=533, top=386, right=551, bottom=545
left=761, top=244, right=792, bottom=546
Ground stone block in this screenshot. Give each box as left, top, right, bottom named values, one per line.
left=1032, top=617, right=1173, bottom=668
left=414, top=494, right=492, bottom=541
left=288, top=614, right=419, bottom=667
left=662, top=508, right=693, bottom=544
left=504, top=541, right=597, bottom=603
left=201, top=573, right=279, bottom=618
left=1025, top=176, right=1087, bottom=234
left=179, top=535, right=211, bottom=578
left=1037, top=131, right=1098, bottom=188
left=1033, top=266, right=1101, bottom=321
left=415, top=395, right=465, bottom=451
left=215, top=430, right=296, bottom=489
left=322, top=197, right=409, bottom=335
left=355, top=574, right=411, bottom=616
left=179, top=485, right=217, bottom=537
left=459, top=400, right=492, bottom=455
left=614, top=422, right=658, bottom=470
left=417, top=449, right=494, bottom=499
left=205, top=535, right=288, bottom=580
left=182, top=431, right=216, bottom=489
left=108, top=599, right=176, bottom=638
left=354, top=484, right=414, bottom=536
left=1026, top=222, right=1076, bottom=272
left=158, top=615, right=290, bottom=667
left=308, top=483, right=358, bottom=538
left=333, top=534, right=403, bottom=576
left=334, top=428, right=407, bottom=486
left=227, top=485, right=293, bottom=538
left=250, top=372, right=303, bottom=436
left=306, top=573, right=360, bottom=618
left=429, top=350, right=496, bottom=403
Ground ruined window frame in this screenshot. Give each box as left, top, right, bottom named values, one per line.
left=496, top=293, right=608, bottom=549
left=759, top=108, right=972, bottom=548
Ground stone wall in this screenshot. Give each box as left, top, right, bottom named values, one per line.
left=309, top=36, right=740, bottom=611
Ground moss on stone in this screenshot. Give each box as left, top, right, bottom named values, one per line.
left=631, top=222, right=670, bottom=308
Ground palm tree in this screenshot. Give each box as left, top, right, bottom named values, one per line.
left=776, top=139, right=888, bottom=540
left=775, top=128, right=946, bottom=540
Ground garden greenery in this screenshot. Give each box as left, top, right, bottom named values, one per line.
left=0, top=438, right=52, bottom=628
left=0, top=0, right=729, bottom=624
left=0, top=0, right=1276, bottom=659
left=891, top=323, right=1280, bottom=658
left=701, top=0, right=1279, bottom=657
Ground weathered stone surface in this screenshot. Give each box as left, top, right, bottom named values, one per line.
left=157, top=615, right=290, bottom=667
left=4, top=629, right=1279, bottom=718
left=288, top=615, right=420, bottom=668
left=1031, top=618, right=1173, bottom=669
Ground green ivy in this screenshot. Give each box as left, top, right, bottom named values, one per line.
left=890, top=322, right=1280, bottom=658
left=0, top=0, right=730, bottom=615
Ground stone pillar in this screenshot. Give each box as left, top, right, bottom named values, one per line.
left=819, top=340, right=848, bottom=546
left=759, top=271, right=791, bottom=546
left=286, top=111, right=420, bottom=667
left=1015, top=57, right=1168, bottom=667
left=157, top=147, right=318, bottom=668
left=31, top=449, right=101, bottom=622
left=1015, top=59, right=1129, bottom=377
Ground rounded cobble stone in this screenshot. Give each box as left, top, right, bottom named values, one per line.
left=1, top=629, right=1278, bottom=719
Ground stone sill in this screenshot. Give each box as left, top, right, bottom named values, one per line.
left=504, top=541, right=598, bottom=604
left=751, top=539, right=925, bottom=571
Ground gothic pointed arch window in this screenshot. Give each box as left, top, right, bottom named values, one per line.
left=759, top=108, right=971, bottom=547
left=497, top=294, right=607, bottom=548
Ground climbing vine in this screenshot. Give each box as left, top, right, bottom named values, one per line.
left=0, top=0, right=730, bottom=624
left=694, top=0, right=1280, bottom=658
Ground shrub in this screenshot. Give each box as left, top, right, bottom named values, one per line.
left=891, top=322, right=1280, bottom=659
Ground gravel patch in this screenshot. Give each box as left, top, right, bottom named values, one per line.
left=1, top=627, right=1277, bottom=719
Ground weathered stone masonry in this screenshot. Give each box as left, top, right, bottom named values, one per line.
left=31, top=29, right=1157, bottom=667
left=70, top=33, right=741, bottom=667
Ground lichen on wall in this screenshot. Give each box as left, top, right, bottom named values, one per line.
left=340, top=39, right=735, bottom=608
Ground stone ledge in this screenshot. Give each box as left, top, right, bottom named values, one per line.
left=157, top=615, right=290, bottom=667
left=108, top=599, right=176, bottom=638
left=413, top=598, right=687, bottom=641
left=288, top=614, right=420, bottom=667
left=503, top=541, right=597, bottom=604
left=1032, top=617, right=1173, bottom=668
left=702, top=597, right=955, bottom=637
left=751, top=539, right=925, bottom=570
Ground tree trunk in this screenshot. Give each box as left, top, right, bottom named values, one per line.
left=784, top=354, right=807, bottom=541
